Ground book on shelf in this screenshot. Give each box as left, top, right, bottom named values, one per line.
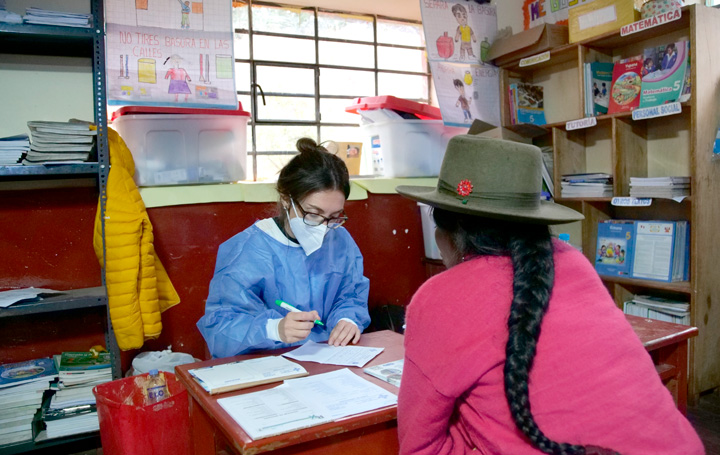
left=560, top=173, right=613, bottom=198
left=632, top=220, right=689, bottom=283
left=509, top=83, right=546, bottom=126
left=0, top=134, right=30, bottom=165
left=0, top=358, right=58, bottom=389
left=608, top=57, right=643, bottom=114
left=629, top=176, right=690, bottom=199
left=623, top=295, right=690, bottom=325
left=595, top=220, right=635, bottom=278
left=586, top=62, right=614, bottom=116
left=639, top=41, right=689, bottom=108
left=58, top=351, right=111, bottom=371
left=22, top=7, right=93, bottom=28
left=189, top=356, right=309, bottom=395
left=363, top=359, right=403, bottom=387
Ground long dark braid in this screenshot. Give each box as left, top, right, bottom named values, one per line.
left=433, top=208, right=617, bottom=455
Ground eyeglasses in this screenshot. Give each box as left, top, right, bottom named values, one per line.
left=295, top=201, right=348, bottom=229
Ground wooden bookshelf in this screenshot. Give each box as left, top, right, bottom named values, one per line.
left=494, top=4, right=720, bottom=399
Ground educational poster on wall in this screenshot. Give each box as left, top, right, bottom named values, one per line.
left=521, top=0, right=597, bottom=30
left=105, top=0, right=237, bottom=109
left=420, top=0, right=500, bottom=127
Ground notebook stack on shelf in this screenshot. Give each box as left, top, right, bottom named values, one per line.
left=0, top=358, right=58, bottom=446
left=623, top=295, right=690, bottom=325
left=22, top=7, right=92, bottom=28
left=24, top=121, right=96, bottom=165
left=35, top=352, right=111, bottom=441
left=629, top=176, right=690, bottom=199
left=0, top=134, right=30, bottom=165
left=560, top=173, right=613, bottom=198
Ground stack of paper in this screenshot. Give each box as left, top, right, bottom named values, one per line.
left=189, top=356, right=308, bottom=395
left=23, top=7, right=92, bottom=28
left=24, top=121, right=96, bottom=164
left=623, top=295, right=690, bottom=325
left=39, top=352, right=111, bottom=440
left=0, top=358, right=58, bottom=446
left=629, top=176, right=690, bottom=199
left=0, top=134, right=30, bottom=165
left=561, top=173, right=613, bottom=198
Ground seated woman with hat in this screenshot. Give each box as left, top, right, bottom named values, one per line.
left=395, top=136, right=702, bottom=455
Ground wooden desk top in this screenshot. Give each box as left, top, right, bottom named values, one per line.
left=175, top=330, right=404, bottom=455
left=625, top=314, right=698, bottom=350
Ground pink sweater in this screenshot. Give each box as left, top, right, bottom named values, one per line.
left=398, top=241, right=703, bottom=455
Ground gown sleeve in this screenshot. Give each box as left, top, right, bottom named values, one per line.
left=196, top=230, right=286, bottom=357
left=324, top=232, right=370, bottom=331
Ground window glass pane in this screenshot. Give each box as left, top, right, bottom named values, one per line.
left=253, top=35, right=315, bottom=64
left=232, top=1, right=249, bottom=30
left=234, top=32, right=249, bottom=60
left=256, top=65, right=315, bottom=95
left=256, top=96, right=315, bottom=121
left=318, top=11, right=373, bottom=42
left=378, top=73, right=428, bottom=100
left=320, top=98, right=360, bottom=124
left=320, top=126, right=363, bottom=144
left=237, top=94, right=252, bottom=116
left=252, top=4, right=314, bottom=36
left=234, top=62, right=251, bottom=92
left=256, top=154, right=295, bottom=182
left=378, top=46, right=426, bottom=73
left=319, top=41, right=373, bottom=68
left=320, top=68, right=374, bottom=96
left=377, top=19, right=424, bottom=47
left=255, top=125, right=317, bottom=152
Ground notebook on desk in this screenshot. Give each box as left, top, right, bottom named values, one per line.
left=188, top=356, right=308, bottom=395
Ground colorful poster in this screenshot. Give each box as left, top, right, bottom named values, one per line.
left=521, top=0, right=598, bottom=30
left=105, top=0, right=237, bottom=109
left=421, top=1, right=500, bottom=127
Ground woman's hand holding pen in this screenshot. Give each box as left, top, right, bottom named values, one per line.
left=279, top=311, right=320, bottom=343
left=328, top=320, right=360, bottom=347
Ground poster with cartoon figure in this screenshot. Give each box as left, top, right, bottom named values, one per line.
left=421, top=1, right=500, bottom=127
left=430, top=61, right=500, bottom=127
left=105, top=0, right=236, bottom=109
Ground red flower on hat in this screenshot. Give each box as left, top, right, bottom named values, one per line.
left=457, top=179, right=473, bottom=197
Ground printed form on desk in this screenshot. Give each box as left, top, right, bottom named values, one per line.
left=218, top=368, right=398, bottom=440
left=282, top=341, right=383, bottom=367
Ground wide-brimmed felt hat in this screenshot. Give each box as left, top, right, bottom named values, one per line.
left=395, top=135, right=584, bottom=225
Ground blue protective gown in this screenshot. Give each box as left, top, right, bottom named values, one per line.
left=197, top=218, right=371, bottom=358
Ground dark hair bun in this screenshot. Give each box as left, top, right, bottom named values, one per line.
left=296, top=137, right=328, bottom=155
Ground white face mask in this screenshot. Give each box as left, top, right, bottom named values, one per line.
left=287, top=200, right=327, bottom=256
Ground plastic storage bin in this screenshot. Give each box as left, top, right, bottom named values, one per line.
left=93, top=372, right=191, bottom=455
left=111, top=103, right=250, bottom=186
left=346, top=96, right=466, bottom=177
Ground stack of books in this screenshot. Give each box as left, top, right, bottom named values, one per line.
left=0, top=134, right=30, bottom=165
left=24, top=121, right=96, bottom=164
left=623, top=295, right=690, bottom=325
left=36, top=352, right=112, bottom=441
left=22, top=7, right=92, bottom=28
left=629, top=176, right=690, bottom=199
left=560, top=173, right=613, bottom=198
left=0, top=358, right=58, bottom=446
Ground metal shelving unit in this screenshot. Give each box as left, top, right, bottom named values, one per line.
left=0, top=1, right=119, bottom=453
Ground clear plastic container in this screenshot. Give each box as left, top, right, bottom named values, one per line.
left=145, top=369, right=170, bottom=405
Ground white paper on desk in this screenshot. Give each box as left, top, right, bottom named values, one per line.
left=0, top=288, right=62, bottom=308
left=189, top=356, right=307, bottom=393
left=283, top=368, right=397, bottom=420
left=282, top=341, right=383, bottom=367
left=218, top=385, right=332, bottom=440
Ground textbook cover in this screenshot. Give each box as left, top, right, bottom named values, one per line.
left=0, top=358, right=58, bottom=388
left=639, top=41, right=688, bottom=108
left=590, top=62, right=614, bottom=115
left=608, top=59, right=643, bottom=114
left=631, top=220, right=689, bottom=282
left=363, top=359, right=404, bottom=387
left=58, top=352, right=111, bottom=371
left=514, top=83, right=546, bottom=125
left=595, top=220, right=635, bottom=277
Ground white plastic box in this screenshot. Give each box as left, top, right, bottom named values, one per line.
left=418, top=202, right=442, bottom=260
left=359, top=119, right=466, bottom=177
left=111, top=104, right=250, bottom=186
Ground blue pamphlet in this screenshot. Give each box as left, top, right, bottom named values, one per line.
left=595, top=221, right=635, bottom=277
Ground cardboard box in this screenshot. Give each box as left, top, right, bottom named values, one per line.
left=486, top=24, right=568, bottom=68
left=569, top=0, right=640, bottom=43
left=468, top=119, right=541, bottom=144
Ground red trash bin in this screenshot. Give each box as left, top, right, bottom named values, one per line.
left=93, top=372, right=191, bottom=455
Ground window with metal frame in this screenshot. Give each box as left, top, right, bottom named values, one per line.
left=232, top=1, right=429, bottom=181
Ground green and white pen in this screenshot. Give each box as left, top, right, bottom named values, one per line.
left=275, top=299, right=325, bottom=326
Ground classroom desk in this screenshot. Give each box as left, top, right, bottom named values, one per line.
left=174, top=330, right=404, bottom=455
left=625, top=314, right=698, bottom=414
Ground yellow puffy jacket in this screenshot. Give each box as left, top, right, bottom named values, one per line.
left=93, top=127, right=180, bottom=351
